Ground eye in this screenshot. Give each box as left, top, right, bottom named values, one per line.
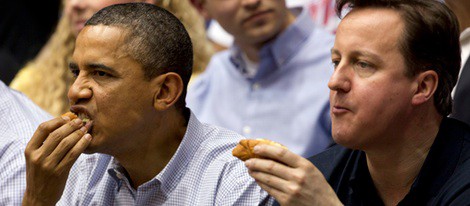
left=353, top=60, right=375, bottom=77
left=357, top=61, right=370, bottom=69
left=70, top=68, right=79, bottom=78
left=93, top=70, right=110, bottom=77
left=332, top=60, right=340, bottom=69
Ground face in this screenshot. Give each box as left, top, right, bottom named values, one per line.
left=69, top=25, right=158, bottom=154
left=200, top=0, right=295, bottom=47
left=65, top=0, right=149, bottom=36
left=329, top=8, right=417, bottom=151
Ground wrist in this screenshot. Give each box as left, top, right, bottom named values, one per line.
left=22, top=191, right=56, bottom=206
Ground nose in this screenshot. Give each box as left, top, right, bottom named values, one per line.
left=68, top=76, right=93, bottom=105
left=328, top=63, right=351, bottom=93
left=242, top=0, right=261, bottom=9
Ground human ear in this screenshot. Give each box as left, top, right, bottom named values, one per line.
left=152, top=72, right=184, bottom=111
left=190, top=0, right=211, bottom=19
left=142, top=0, right=156, bottom=4
left=411, top=70, right=438, bottom=106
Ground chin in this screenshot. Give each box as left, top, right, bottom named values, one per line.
left=332, top=130, right=362, bottom=150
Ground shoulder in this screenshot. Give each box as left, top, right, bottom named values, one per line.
left=197, top=123, right=244, bottom=161
left=431, top=157, right=470, bottom=205
left=186, top=50, right=232, bottom=96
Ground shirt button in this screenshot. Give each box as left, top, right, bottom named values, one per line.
left=252, top=83, right=260, bottom=90
left=243, top=126, right=251, bottom=135
left=116, top=172, right=124, bottom=180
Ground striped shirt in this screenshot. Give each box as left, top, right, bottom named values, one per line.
left=0, top=81, right=52, bottom=205
left=57, top=112, right=273, bottom=205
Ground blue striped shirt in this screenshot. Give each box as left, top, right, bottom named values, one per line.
left=187, top=7, right=335, bottom=158
left=57, top=112, right=272, bottom=205
left=0, top=81, right=52, bottom=205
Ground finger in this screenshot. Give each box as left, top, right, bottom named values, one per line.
left=27, top=116, right=71, bottom=150
left=248, top=168, right=290, bottom=193
left=48, top=126, right=88, bottom=165
left=57, top=133, right=92, bottom=172
left=253, top=144, right=304, bottom=168
left=39, top=118, right=84, bottom=156
left=256, top=182, right=288, bottom=204
left=245, top=158, right=293, bottom=180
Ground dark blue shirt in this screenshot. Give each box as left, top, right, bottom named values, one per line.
left=304, top=118, right=470, bottom=205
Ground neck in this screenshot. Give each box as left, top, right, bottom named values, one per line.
left=365, top=109, right=442, bottom=206
left=114, top=109, right=187, bottom=189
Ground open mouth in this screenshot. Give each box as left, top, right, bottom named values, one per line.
left=70, top=105, right=95, bottom=135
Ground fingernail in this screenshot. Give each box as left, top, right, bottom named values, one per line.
left=245, top=159, right=252, bottom=167
left=83, top=133, right=92, bottom=141
left=62, top=116, right=71, bottom=121
left=73, top=118, right=82, bottom=125
left=80, top=126, right=88, bottom=133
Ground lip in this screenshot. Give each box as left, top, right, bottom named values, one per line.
left=331, top=105, right=351, bottom=115
left=70, top=105, right=93, bottom=120
left=243, top=10, right=273, bottom=24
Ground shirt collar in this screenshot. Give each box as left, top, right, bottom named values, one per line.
left=229, top=7, right=316, bottom=78
left=460, top=27, right=470, bottom=44
left=348, top=118, right=464, bottom=205
left=107, top=111, right=207, bottom=196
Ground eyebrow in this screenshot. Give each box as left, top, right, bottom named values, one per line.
left=331, top=48, right=384, bottom=65
left=68, top=62, right=116, bottom=73
left=69, top=62, right=78, bottom=70
left=87, top=63, right=115, bottom=73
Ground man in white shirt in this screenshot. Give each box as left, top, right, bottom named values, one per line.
left=0, top=80, right=51, bottom=205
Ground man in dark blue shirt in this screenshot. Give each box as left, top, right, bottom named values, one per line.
left=244, top=0, right=470, bottom=205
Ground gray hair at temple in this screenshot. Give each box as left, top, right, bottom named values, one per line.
left=336, top=0, right=461, bottom=116
left=85, top=3, right=193, bottom=112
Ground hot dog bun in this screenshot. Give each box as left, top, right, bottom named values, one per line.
left=232, top=139, right=287, bottom=161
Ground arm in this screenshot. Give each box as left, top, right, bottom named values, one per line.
left=245, top=144, right=342, bottom=206
left=22, top=116, right=92, bottom=205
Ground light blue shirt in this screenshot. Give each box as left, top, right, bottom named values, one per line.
left=0, top=81, right=52, bottom=205
left=187, top=8, right=335, bottom=157
left=57, top=112, right=272, bottom=205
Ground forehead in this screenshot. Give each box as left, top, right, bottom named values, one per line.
left=74, top=25, right=131, bottom=60
left=336, top=8, right=404, bottom=53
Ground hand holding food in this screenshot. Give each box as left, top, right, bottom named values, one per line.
left=22, top=112, right=92, bottom=205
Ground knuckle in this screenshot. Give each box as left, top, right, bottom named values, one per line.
left=67, top=149, right=79, bottom=160
left=48, top=131, right=63, bottom=143
left=41, top=161, right=55, bottom=173
left=287, top=184, right=301, bottom=196
left=37, top=122, right=50, bottom=132
left=266, top=161, right=276, bottom=172
left=292, top=171, right=307, bottom=185
left=276, top=147, right=288, bottom=157
left=29, top=154, right=42, bottom=165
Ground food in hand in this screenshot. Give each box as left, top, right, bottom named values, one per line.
left=232, top=139, right=287, bottom=161
left=61, top=111, right=90, bottom=123
left=61, top=112, right=78, bottom=120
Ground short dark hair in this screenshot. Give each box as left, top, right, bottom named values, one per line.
left=85, top=3, right=193, bottom=112
left=336, top=0, right=461, bottom=116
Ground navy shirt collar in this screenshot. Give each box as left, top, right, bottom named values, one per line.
left=347, top=118, right=464, bottom=205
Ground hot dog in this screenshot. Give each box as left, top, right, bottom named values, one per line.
left=232, top=139, right=287, bottom=161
